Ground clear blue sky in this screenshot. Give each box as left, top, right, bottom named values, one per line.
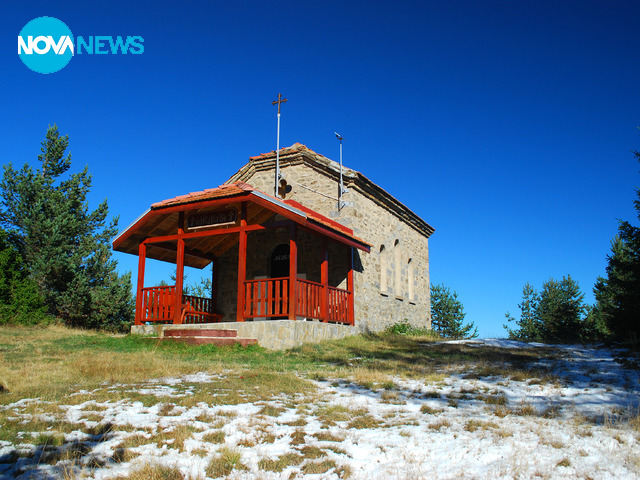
left=2, top=1, right=639, bottom=337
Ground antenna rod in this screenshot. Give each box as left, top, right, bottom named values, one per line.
left=272, top=93, right=288, bottom=197
left=335, top=132, right=347, bottom=210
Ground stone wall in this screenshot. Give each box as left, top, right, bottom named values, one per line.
left=132, top=320, right=355, bottom=350
left=229, top=160, right=431, bottom=332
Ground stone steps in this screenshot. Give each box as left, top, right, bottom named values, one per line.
left=161, top=327, right=258, bottom=347
left=164, top=328, right=238, bottom=338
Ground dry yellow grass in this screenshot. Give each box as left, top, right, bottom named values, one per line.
left=206, top=447, right=247, bottom=477
left=0, top=326, right=224, bottom=402
left=111, top=463, right=186, bottom=480
left=301, top=458, right=337, bottom=474
left=201, top=430, right=225, bottom=444
left=312, top=431, right=346, bottom=442
left=258, top=452, right=304, bottom=472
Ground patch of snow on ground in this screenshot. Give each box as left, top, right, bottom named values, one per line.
left=0, top=342, right=638, bottom=479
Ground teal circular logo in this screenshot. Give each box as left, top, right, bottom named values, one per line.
left=18, top=17, right=74, bottom=74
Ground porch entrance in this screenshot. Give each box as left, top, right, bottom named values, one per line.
left=270, top=244, right=289, bottom=278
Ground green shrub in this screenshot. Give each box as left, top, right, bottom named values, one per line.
left=385, top=320, right=437, bottom=337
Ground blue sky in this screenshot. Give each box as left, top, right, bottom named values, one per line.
left=2, top=1, right=639, bottom=337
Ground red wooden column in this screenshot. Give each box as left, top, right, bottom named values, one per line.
left=288, top=223, right=298, bottom=320
left=321, top=238, right=329, bottom=322
left=173, top=212, right=185, bottom=324
left=236, top=203, right=247, bottom=322
left=135, top=242, right=146, bottom=325
left=211, top=257, right=218, bottom=314
left=347, top=247, right=355, bottom=325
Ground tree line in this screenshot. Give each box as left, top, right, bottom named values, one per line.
left=505, top=148, right=640, bottom=344
left=432, top=146, right=639, bottom=344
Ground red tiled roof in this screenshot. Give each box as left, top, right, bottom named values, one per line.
left=128, top=181, right=369, bottom=250
left=284, top=199, right=352, bottom=236
left=151, top=182, right=254, bottom=208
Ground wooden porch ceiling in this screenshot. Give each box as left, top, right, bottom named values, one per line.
left=119, top=201, right=276, bottom=269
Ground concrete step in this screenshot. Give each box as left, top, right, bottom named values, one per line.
left=165, top=336, right=258, bottom=347
left=163, top=328, right=238, bottom=338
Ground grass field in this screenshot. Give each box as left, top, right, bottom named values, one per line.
left=0, top=325, right=638, bottom=479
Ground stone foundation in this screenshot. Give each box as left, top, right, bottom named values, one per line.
left=131, top=320, right=356, bottom=350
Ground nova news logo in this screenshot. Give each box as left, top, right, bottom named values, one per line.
left=18, top=16, right=144, bottom=74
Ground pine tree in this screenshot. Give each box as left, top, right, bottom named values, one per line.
left=591, top=149, right=640, bottom=340
left=504, top=282, right=541, bottom=341
left=430, top=284, right=478, bottom=339
left=505, top=276, right=589, bottom=343
left=0, top=125, right=134, bottom=330
left=536, top=275, right=586, bottom=343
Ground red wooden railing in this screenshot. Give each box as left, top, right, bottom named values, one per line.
left=141, top=286, right=175, bottom=322
left=140, top=278, right=352, bottom=325
left=140, top=286, right=220, bottom=324
left=243, top=277, right=351, bottom=324
left=244, top=277, right=289, bottom=318
left=328, top=286, right=350, bottom=323
left=295, top=279, right=323, bottom=319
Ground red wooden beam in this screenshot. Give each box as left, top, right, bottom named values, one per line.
left=146, top=244, right=214, bottom=264
left=113, top=192, right=250, bottom=250
left=211, top=257, right=218, bottom=313
left=135, top=243, right=146, bottom=325
left=174, top=212, right=186, bottom=324
left=288, top=223, right=298, bottom=320
left=113, top=197, right=251, bottom=251
left=113, top=210, right=155, bottom=251
left=236, top=203, right=247, bottom=322
left=141, top=222, right=266, bottom=245
left=321, top=238, right=329, bottom=323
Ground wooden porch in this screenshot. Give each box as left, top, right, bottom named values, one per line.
left=113, top=182, right=369, bottom=329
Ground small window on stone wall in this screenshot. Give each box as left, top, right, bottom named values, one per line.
left=379, top=245, right=387, bottom=293
left=408, top=258, right=414, bottom=301
left=394, top=239, right=401, bottom=297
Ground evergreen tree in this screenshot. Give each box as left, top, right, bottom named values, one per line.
left=504, top=282, right=541, bottom=341
left=536, top=275, right=586, bottom=343
left=591, top=149, right=640, bottom=340
left=505, top=276, right=589, bottom=343
left=0, top=228, right=48, bottom=325
left=0, top=125, right=134, bottom=330
left=430, top=283, right=478, bottom=339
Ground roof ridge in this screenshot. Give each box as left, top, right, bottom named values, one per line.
left=249, top=142, right=308, bottom=161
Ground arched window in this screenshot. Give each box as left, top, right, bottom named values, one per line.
left=379, top=244, right=387, bottom=293
left=394, top=239, right=401, bottom=297
left=407, top=258, right=414, bottom=301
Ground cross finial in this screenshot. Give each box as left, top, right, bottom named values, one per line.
left=272, top=93, right=288, bottom=114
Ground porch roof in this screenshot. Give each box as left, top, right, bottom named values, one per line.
left=112, top=182, right=370, bottom=269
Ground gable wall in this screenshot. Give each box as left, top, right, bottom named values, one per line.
left=230, top=161, right=431, bottom=332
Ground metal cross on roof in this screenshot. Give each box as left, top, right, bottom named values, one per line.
left=272, top=93, right=287, bottom=113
